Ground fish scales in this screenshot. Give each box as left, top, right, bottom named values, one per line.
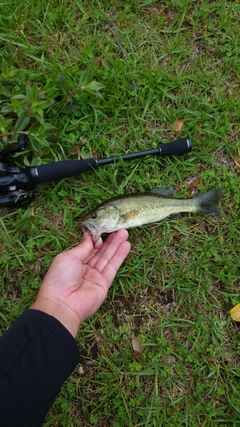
left=81, top=188, right=222, bottom=244
left=108, top=195, right=197, bottom=229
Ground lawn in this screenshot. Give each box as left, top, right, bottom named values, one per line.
left=0, top=1, right=239, bottom=426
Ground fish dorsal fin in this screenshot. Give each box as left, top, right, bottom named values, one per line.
left=150, top=187, right=176, bottom=197
left=121, top=210, right=139, bottom=222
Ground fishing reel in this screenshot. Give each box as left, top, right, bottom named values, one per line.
left=0, top=135, right=35, bottom=207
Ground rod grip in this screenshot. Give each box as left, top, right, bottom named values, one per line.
left=159, top=138, right=192, bottom=157
left=35, top=158, right=98, bottom=183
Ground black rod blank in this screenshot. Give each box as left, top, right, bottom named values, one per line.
left=35, top=137, right=192, bottom=183
left=97, top=138, right=192, bottom=166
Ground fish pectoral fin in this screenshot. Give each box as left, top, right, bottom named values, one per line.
left=121, top=209, right=139, bottom=222
left=150, top=187, right=176, bottom=197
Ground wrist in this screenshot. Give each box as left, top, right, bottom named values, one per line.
left=30, top=295, right=80, bottom=338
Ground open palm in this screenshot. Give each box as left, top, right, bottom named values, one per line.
left=31, top=229, right=131, bottom=336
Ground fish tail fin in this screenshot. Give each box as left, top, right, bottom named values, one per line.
left=195, top=189, right=222, bottom=216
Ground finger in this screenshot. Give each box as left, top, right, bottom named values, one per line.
left=83, top=230, right=90, bottom=240
left=84, top=230, right=123, bottom=267
left=101, top=240, right=131, bottom=283
left=84, top=230, right=103, bottom=249
left=87, top=229, right=130, bottom=272
left=82, top=231, right=118, bottom=265
left=67, top=233, right=95, bottom=261
left=94, top=236, right=103, bottom=249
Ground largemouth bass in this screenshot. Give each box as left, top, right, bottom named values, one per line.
left=81, top=188, right=222, bottom=244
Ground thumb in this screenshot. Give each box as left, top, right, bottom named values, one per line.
left=67, top=233, right=94, bottom=260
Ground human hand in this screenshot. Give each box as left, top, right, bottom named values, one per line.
left=30, top=229, right=131, bottom=337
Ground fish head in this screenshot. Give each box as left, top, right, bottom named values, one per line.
left=81, top=204, right=120, bottom=244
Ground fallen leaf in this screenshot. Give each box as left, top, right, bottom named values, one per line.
left=229, top=303, right=240, bottom=322
left=163, top=9, right=171, bottom=24
left=102, top=419, right=110, bottom=427
left=189, top=177, right=203, bottom=189
left=131, top=336, right=145, bottom=362
left=174, top=118, right=184, bottom=132
left=134, top=350, right=142, bottom=362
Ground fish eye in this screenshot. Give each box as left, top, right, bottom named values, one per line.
left=91, top=213, right=97, bottom=219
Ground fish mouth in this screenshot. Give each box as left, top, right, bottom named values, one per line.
left=80, top=223, right=90, bottom=233
left=81, top=221, right=102, bottom=245
left=80, top=221, right=95, bottom=234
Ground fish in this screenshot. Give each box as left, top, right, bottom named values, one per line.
left=81, top=188, right=222, bottom=244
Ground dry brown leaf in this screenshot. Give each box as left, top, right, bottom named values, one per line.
left=163, top=9, right=171, bottom=24
left=134, top=351, right=142, bottom=362
left=184, top=176, right=204, bottom=189
left=131, top=336, right=145, bottom=362
left=189, top=177, right=203, bottom=189
left=174, top=118, right=184, bottom=132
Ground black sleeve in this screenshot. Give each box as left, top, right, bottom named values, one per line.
left=0, top=309, right=80, bottom=427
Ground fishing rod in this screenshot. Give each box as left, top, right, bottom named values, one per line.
left=0, top=135, right=192, bottom=208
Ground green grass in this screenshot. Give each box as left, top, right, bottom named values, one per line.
left=0, top=0, right=240, bottom=426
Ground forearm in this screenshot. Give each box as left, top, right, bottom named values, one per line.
left=0, top=310, right=80, bottom=427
